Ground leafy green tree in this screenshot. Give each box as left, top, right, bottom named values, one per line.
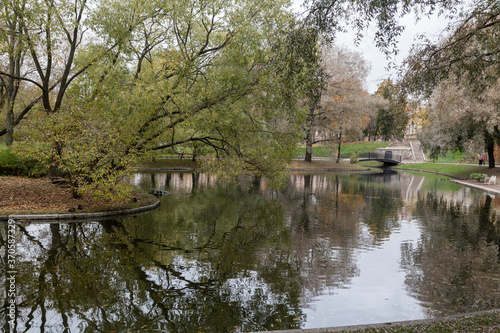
left=302, top=0, right=463, bottom=48
left=17, top=0, right=308, bottom=197
left=374, top=79, right=408, bottom=141
left=0, top=0, right=28, bottom=146
left=401, top=1, right=500, bottom=167
left=280, top=27, right=325, bottom=163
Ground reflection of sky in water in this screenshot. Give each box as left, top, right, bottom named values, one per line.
left=128, top=171, right=499, bottom=328
left=304, top=220, right=424, bottom=328
left=4, top=171, right=499, bottom=332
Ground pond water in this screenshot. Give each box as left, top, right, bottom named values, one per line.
left=1, top=170, right=500, bottom=332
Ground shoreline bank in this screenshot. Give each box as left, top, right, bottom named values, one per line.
left=251, top=309, right=500, bottom=333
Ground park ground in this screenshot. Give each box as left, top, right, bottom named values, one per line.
left=0, top=176, right=157, bottom=215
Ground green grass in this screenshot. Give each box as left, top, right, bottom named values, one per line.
left=134, top=158, right=199, bottom=169
left=296, top=145, right=332, bottom=157
left=359, top=161, right=385, bottom=168
left=296, top=142, right=390, bottom=158
left=295, top=143, right=475, bottom=163
left=288, top=159, right=370, bottom=171
left=432, top=149, right=475, bottom=163
left=394, top=163, right=489, bottom=179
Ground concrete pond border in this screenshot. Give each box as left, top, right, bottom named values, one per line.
left=0, top=199, right=160, bottom=223
left=251, top=309, right=500, bottom=333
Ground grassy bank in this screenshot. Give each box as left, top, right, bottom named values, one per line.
left=393, top=162, right=495, bottom=179
left=288, top=159, right=370, bottom=171
left=135, top=157, right=199, bottom=169
left=432, top=149, right=475, bottom=163
left=135, top=158, right=497, bottom=181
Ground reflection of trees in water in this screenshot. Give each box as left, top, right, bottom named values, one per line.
left=277, top=173, right=406, bottom=303
left=131, top=172, right=216, bottom=193
left=357, top=173, right=404, bottom=243
left=5, top=172, right=499, bottom=331
left=2, top=183, right=306, bottom=332
left=279, top=174, right=360, bottom=299
left=401, top=192, right=500, bottom=317
left=3, top=173, right=407, bottom=332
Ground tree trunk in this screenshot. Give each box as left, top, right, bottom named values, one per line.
left=5, top=104, right=14, bottom=146
left=2, top=10, right=24, bottom=146
left=47, top=143, right=63, bottom=178
left=488, top=146, right=495, bottom=169
left=304, top=106, right=315, bottom=162
left=305, top=128, right=313, bottom=162
left=4, top=53, right=22, bottom=146
left=336, top=131, right=342, bottom=163
left=485, top=130, right=496, bottom=168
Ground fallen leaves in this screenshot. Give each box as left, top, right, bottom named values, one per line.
left=0, top=176, right=130, bottom=213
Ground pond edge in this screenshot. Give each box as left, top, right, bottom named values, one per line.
left=251, top=309, right=500, bottom=333
left=1, top=199, right=160, bottom=222
left=449, top=179, right=500, bottom=196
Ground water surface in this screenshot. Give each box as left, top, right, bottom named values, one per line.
left=1, top=170, right=499, bottom=332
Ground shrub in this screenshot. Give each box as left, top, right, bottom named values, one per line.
left=0, top=147, right=47, bottom=177
left=470, top=173, right=488, bottom=182
left=350, top=152, right=359, bottom=164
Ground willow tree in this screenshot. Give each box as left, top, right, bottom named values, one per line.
left=19, top=0, right=307, bottom=197
left=401, top=0, right=500, bottom=167
left=283, top=27, right=325, bottom=163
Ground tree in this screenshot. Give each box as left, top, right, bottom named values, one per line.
left=318, top=45, right=380, bottom=162
left=17, top=0, right=308, bottom=197
left=296, top=0, right=464, bottom=162
left=282, top=27, right=325, bottom=163
left=418, top=76, right=498, bottom=166
left=363, top=112, right=379, bottom=142
left=374, top=79, right=408, bottom=141
left=0, top=0, right=98, bottom=143
left=0, top=0, right=27, bottom=146
left=302, top=0, right=464, bottom=49
left=401, top=0, right=500, bottom=167
left=402, top=1, right=500, bottom=97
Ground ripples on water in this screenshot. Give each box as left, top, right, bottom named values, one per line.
left=1, top=170, right=499, bottom=332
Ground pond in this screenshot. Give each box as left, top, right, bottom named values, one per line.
left=1, top=170, right=499, bottom=332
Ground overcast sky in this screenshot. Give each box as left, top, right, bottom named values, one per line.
left=291, top=1, right=451, bottom=93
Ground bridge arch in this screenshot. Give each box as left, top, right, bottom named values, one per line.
left=357, top=151, right=402, bottom=166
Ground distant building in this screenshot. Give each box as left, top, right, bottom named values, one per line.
left=404, top=102, right=426, bottom=142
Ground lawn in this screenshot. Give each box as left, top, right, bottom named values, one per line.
left=394, top=162, right=491, bottom=179
left=431, top=149, right=475, bottom=163
left=135, top=157, right=199, bottom=169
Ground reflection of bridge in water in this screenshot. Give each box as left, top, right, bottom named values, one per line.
left=358, top=151, right=402, bottom=166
